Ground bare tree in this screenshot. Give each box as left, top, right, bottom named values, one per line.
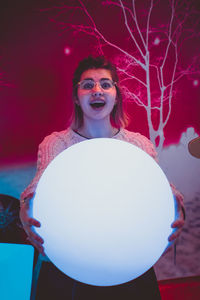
left=42, top=0, right=200, bottom=150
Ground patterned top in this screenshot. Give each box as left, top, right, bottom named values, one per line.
left=20, top=127, right=184, bottom=209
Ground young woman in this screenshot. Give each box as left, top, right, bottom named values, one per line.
left=20, top=56, right=185, bottom=299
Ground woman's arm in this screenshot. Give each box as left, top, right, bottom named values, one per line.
left=20, top=193, right=45, bottom=255
left=20, top=131, right=67, bottom=254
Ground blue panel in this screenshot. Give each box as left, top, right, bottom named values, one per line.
left=0, top=243, right=34, bottom=300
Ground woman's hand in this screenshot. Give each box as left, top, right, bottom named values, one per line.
left=168, top=195, right=185, bottom=243
left=20, top=196, right=45, bottom=255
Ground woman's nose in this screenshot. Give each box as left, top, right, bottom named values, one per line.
left=92, top=82, right=103, bottom=96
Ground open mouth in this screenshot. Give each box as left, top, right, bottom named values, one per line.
left=90, top=101, right=106, bottom=108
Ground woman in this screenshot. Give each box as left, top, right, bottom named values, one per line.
left=20, top=56, right=185, bottom=299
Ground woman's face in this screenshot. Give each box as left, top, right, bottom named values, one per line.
left=77, top=68, right=117, bottom=122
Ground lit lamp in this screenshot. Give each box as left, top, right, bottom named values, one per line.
left=32, top=139, right=175, bottom=286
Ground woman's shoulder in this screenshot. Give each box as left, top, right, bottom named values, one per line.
left=36, top=129, right=70, bottom=163
left=39, top=128, right=73, bottom=147
left=39, top=127, right=85, bottom=151
left=118, top=128, right=158, bottom=161
left=118, top=128, right=150, bottom=143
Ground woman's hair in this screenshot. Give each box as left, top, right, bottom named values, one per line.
left=71, top=56, right=129, bottom=129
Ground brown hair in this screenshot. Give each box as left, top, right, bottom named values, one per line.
left=71, top=56, right=129, bottom=129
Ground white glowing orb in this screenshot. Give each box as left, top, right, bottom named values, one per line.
left=32, top=138, right=175, bottom=286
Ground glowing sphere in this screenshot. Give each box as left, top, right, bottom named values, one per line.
left=32, top=138, right=175, bottom=286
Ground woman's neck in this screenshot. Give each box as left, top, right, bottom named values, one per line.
left=76, top=119, right=118, bottom=139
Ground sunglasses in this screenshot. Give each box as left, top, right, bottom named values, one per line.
left=78, top=79, right=116, bottom=90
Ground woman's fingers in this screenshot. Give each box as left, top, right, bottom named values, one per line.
left=171, top=219, right=184, bottom=228
left=27, top=228, right=44, bottom=244
left=25, top=226, right=45, bottom=255
left=168, top=218, right=184, bottom=241
left=24, top=221, right=44, bottom=244
left=168, top=196, right=185, bottom=243
left=22, top=218, right=44, bottom=253
left=27, top=236, right=45, bottom=255
left=168, top=229, right=181, bottom=242
left=28, top=217, right=41, bottom=227
left=20, top=204, right=45, bottom=255
left=168, top=217, right=185, bottom=242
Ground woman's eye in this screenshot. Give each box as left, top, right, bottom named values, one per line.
left=101, top=82, right=111, bottom=89
left=83, top=82, right=94, bottom=89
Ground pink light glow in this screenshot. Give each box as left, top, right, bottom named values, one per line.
left=153, top=37, right=160, bottom=46
left=64, top=47, right=71, bottom=55
left=193, top=79, right=199, bottom=87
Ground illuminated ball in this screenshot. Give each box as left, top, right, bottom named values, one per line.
left=32, top=138, right=175, bottom=286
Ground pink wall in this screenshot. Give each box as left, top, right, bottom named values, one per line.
left=1, top=0, right=199, bottom=166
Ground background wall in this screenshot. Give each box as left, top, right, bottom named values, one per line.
left=0, top=0, right=200, bottom=280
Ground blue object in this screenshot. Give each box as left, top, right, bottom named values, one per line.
left=0, top=243, right=34, bottom=300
